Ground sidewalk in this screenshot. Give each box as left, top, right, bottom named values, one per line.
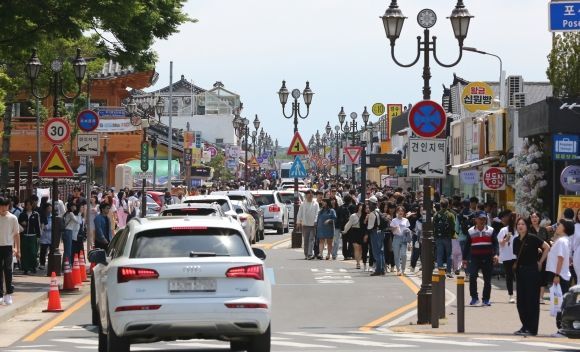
left=390, top=272, right=574, bottom=339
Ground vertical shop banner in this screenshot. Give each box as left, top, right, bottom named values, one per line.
left=386, top=104, right=403, bottom=142
left=184, top=131, right=194, bottom=149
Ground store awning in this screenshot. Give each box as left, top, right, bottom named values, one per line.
left=449, top=156, right=499, bottom=176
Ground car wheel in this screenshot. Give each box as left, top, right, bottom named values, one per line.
left=91, top=278, right=99, bottom=326
left=284, top=217, right=289, bottom=233
left=248, top=323, right=271, bottom=352
left=97, top=324, right=107, bottom=352
left=276, top=224, right=284, bottom=234
left=230, top=340, right=249, bottom=351
left=107, top=313, right=130, bottom=352
left=259, top=226, right=265, bottom=240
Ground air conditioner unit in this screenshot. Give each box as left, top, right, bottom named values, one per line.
left=508, top=76, right=524, bottom=107
left=513, top=93, right=526, bottom=108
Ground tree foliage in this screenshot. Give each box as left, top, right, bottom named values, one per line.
left=547, top=33, right=580, bottom=99
left=207, top=152, right=233, bottom=181
left=0, top=0, right=193, bottom=70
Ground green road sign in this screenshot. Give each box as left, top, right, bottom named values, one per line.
left=141, top=142, right=149, bottom=172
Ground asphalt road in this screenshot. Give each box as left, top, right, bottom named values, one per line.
left=5, top=229, right=580, bottom=351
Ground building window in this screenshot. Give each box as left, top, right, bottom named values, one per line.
left=215, top=138, right=224, bottom=145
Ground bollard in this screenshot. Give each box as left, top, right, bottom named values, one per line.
left=431, top=273, right=440, bottom=328
left=438, top=267, right=446, bottom=319
left=457, top=275, right=465, bottom=333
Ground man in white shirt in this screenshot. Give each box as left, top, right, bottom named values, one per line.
left=296, top=190, right=319, bottom=260
left=0, top=197, right=21, bottom=305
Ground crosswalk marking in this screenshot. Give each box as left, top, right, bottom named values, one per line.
left=280, top=332, right=368, bottom=340
left=312, top=268, right=355, bottom=284
left=271, top=341, right=335, bottom=348
left=318, top=338, right=416, bottom=348
left=393, top=337, right=496, bottom=347
left=517, top=341, right=578, bottom=349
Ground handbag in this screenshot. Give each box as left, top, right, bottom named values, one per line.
left=512, top=235, right=528, bottom=271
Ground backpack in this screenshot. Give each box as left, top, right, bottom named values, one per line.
left=374, top=210, right=390, bottom=231
left=433, top=210, right=453, bottom=238
left=459, top=211, right=473, bottom=236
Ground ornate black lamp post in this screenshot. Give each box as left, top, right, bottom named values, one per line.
left=126, top=95, right=165, bottom=218
left=277, top=80, right=313, bottom=248
left=151, top=135, right=158, bottom=190
left=26, top=48, right=86, bottom=276
left=381, top=0, right=473, bottom=324
left=334, top=125, right=341, bottom=177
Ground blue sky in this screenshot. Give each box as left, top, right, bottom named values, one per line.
left=150, top=0, right=552, bottom=146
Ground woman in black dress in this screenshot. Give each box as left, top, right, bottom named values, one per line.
left=529, top=211, right=551, bottom=304
left=343, top=203, right=365, bottom=269
left=513, top=216, right=550, bottom=336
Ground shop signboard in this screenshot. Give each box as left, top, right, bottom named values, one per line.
left=560, top=165, right=580, bottom=192
left=482, top=166, right=506, bottom=191
left=461, top=82, right=494, bottom=112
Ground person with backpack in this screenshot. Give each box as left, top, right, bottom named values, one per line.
left=433, top=198, right=456, bottom=278
left=390, top=206, right=410, bottom=276
left=366, top=196, right=385, bottom=276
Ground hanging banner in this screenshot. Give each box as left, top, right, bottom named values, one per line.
left=460, top=169, right=479, bottom=185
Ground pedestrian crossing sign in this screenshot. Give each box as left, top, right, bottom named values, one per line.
left=39, top=145, right=74, bottom=178
left=249, top=156, right=260, bottom=168
left=289, top=156, right=307, bottom=178
left=287, top=132, right=309, bottom=156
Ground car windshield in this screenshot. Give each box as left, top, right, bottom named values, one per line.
left=185, top=198, right=230, bottom=212
left=130, top=228, right=249, bottom=258
left=161, top=208, right=217, bottom=216
left=253, top=194, right=274, bottom=205
left=278, top=193, right=294, bottom=204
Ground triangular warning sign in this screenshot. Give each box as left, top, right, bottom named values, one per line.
left=344, top=146, right=362, bottom=163
left=287, top=132, right=309, bottom=156
left=39, top=145, right=74, bottom=178
left=249, top=156, right=260, bottom=168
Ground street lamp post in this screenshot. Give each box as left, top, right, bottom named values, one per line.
left=463, top=47, right=503, bottom=106
left=26, top=48, right=87, bottom=276
left=278, top=80, right=313, bottom=248
left=151, top=135, right=158, bottom=190
left=334, top=125, right=341, bottom=177
left=338, top=107, right=368, bottom=186
left=127, top=95, right=165, bottom=218
left=381, top=0, right=473, bottom=324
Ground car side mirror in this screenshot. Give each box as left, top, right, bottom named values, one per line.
left=252, top=247, right=267, bottom=260
left=88, top=249, right=107, bottom=266
left=235, top=208, right=244, bottom=214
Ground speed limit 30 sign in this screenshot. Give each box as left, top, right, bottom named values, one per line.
left=44, top=118, right=71, bottom=144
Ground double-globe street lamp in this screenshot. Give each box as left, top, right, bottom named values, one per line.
left=26, top=48, right=87, bottom=276
left=380, top=0, right=473, bottom=324
left=338, top=106, right=370, bottom=193
left=277, top=80, right=313, bottom=248
left=126, top=95, right=165, bottom=218
left=232, top=114, right=250, bottom=184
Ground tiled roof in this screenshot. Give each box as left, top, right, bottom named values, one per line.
left=152, top=74, right=206, bottom=95
left=91, top=60, right=136, bottom=79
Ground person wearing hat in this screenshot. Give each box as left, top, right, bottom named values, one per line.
left=462, top=210, right=499, bottom=306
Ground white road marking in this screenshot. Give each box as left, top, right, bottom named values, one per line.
left=5, top=350, right=56, bottom=352
left=167, top=341, right=226, bottom=348
left=393, top=337, right=496, bottom=347
left=271, top=341, right=335, bottom=348
left=315, top=275, right=352, bottom=280
left=311, top=268, right=320, bottom=272
left=318, top=338, right=416, bottom=348
left=316, top=280, right=355, bottom=284
left=51, top=338, right=97, bottom=345
left=517, top=341, right=579, bottom=349
left=10, top=346, right=54, bottom=349
left=473, top=337, right=518, bottom=342
left=280, top=332, right=366, bottom=340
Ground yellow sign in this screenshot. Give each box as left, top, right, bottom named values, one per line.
left=39, top=145, right=74, bottom=177
left=287, top=132, right=309, bottom=156
left=184, top=132, right=194, bottom=149
left=191, top=147, right=202, bottom=164
left=385, top=104, right=403, bottom=142
left=558, top=195, right=580, bottom=220
left=372, top=103, right=385, bottom=116
left=461, top=82, right=494, bottom=112
left=249, top=156, right=260, bottom=168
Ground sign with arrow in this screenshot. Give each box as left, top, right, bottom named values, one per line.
left=39, top=145, right=74, bottom=178
left=287, top=132, right=309, bottom=156
left=289, top=156, right=307, bottom=178
left=344, top=146, right=362, bottom=164
left=408, top=100, right=447, bottom=138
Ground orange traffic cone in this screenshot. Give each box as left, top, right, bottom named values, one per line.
left=79, top=250, right=89, bottom=282
left=72, top=254, right=82, bottom=287
left=43, top=272, right=64, bottom=312
left=60, top=258, right=79, bottom=293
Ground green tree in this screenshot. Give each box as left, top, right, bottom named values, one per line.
left=547, top=33, right=580, bottom=99
left=207, top=152, right=233, bottom=181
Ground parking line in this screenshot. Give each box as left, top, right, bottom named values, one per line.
left=23, top=295, right=90, bottom=342
left=260, top=237, right=291, bottom=250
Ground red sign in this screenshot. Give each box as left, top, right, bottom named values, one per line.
left=39, top=145, right=74, bottom=178
left=344, top=146, right=362, bottom=163
left=482, top=167, right=506, bottom=191
left=287, top=132, right=309, bottom=156
left=44, top=118, right=71, bottom=144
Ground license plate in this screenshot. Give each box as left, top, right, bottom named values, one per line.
left=169, top=278, right=217, bottom=293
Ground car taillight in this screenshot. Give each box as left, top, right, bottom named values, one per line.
left=239, top=215, right=247, bottom=222
left=115, top=305, right=161, bottom=312
left=226, top=265, right=264, bottom=280
left=268, top=204, right=280, bottom=212
left=225, top=303, right=268, bottom=309
left=117, top=267, right=159, bottom=283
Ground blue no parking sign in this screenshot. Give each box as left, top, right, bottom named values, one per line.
left=408, top=100, right=447, bottom=138
left=76, top=110, right=100, bottom=132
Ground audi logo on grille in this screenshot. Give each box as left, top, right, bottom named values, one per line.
left=183, top=265, right=201, bottom=273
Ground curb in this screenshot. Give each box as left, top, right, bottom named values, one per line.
left=0, top=291, right=47, bottom=323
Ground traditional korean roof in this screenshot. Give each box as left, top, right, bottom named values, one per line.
left=151, top=74, right=206, bottom=95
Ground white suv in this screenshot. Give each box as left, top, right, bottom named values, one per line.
left=251, top=190, right=289, bottom=234
left=89, top=216, right=272, bottom=352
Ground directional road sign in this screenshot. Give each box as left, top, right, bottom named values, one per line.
left=44, top=118, right=71, bottom=144
left=76, top=109, right=100, bottom=132
left=344, top=146, right=362, bottom=164
left=408, top=100, right=447, bottom=138
left=140, top=142, right=149, bottom=172
left=289, top=156, right=307, bottom=178
left=76, top=133, right=99, bottom=156
left=549, top=1, right=580, bottom=32
left=39, top=145, right=74, bottom=178
left=368, top=153, right=402, bottom=167
left=287, top=132, right=309, bottom=156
